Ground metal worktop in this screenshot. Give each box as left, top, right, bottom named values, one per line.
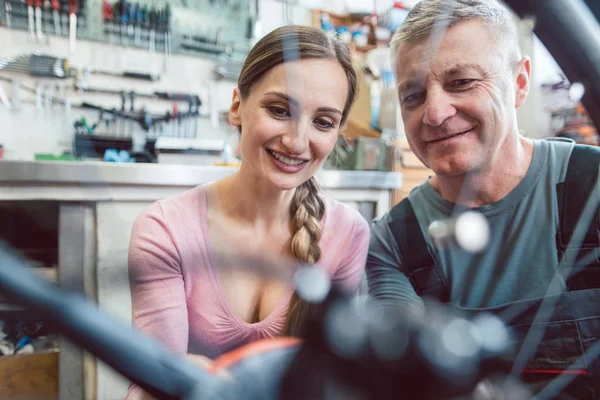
left=0, top=160, right=403, bottom=190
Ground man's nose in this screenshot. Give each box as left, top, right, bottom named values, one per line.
left=422, top=89, right=457, bottom=127
left=281, top=119, right=309, bottom=155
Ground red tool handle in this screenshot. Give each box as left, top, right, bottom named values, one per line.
left=102, top=0, right=114, bottom=20
left=34, top=0, right=41, bottom=7
left=51, top=0, right=59, bottom=10
left=27, top=0, right=33, bottom=7
left=69, top=0, right=77, bottom=14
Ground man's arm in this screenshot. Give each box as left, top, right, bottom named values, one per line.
left=366, top=214, right=424, bottom=314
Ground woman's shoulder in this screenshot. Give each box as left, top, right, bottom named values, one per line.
left=145, top=184, right=207, bottom=217
left=322, top=195, right=370, bottom=236
left=129, top=185, right=210, bottom=271
left=133, top=185, right=208, bottom=234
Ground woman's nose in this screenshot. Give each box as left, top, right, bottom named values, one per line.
left=281, top=120, right=309, bottom=155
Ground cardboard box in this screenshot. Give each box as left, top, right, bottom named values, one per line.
left=401, top=149, right=428, bottom=169
left=348, top=59, right=373, bottom=129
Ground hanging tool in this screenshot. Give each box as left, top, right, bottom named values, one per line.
left=102, top=0, right=115, bottom=42
left=44, top=84, right=53, bottom=111
left=69, top=0, right=77, bottom=54
left=149, top=6, right=156, bottom=53
left=60, top=0, right=69, bottom=36
left=134, top=3, right=142, bottom=47
left=11, top=79, right=22, bottom=111
left=35, top=0, right=44, bottom=41
left=0, top=75, right=64, bottom=109
left=186, top=101, right=199, bottom=138
left=112, top=2, right=121, bottom=44
left=4, top=1, right=11, bottom=29
left=0, top=84, right=11, bottom=109
left=162, top=4, right=171, bottom=73
left=127, top=2, right=135, bottom=42
left=83, top=66, right=159, bottom=81
left=35, top=82, right=43, bottom=110
left=120, top=0, right=128, bottom=45
left=27, top=0, right=36, bottom=42
left=0, top=53, right=71, bottom=78
left=171, top=104, right=178, bottom=137
left=153, top=91, right=201, bottom=106
left=128, top=91, right=136, bottom=136
left=141, top=5, right=149, bottom=47
left=54, top=83, right=63, bottom=110
left=118, top=91, right=126, bottom=136
left=74, top=83, right=200, bottom=107
left=51, top=0, right=61, bottom=35
left=166, top=4, right=172, bottom=68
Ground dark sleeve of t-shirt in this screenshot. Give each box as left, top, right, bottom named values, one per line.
left=366, top=213, right=424, bottom=313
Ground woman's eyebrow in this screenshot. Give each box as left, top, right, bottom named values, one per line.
left=317, top=106, right=342, bottom=115
left=264, top=91, right=298, bottom=106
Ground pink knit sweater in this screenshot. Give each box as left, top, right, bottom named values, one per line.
left=125, top=184, right=370, bottom=399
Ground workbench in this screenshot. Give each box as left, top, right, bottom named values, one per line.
left=0, top=160, right=403, bottom=400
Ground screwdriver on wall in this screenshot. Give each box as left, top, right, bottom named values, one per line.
left=51, top=0, right=61, bottom=35
left=149, top=6, right=156, bottom=53
left=4, top=1, right=10, bottom=29
left=141, top=5, right=149, bottom=47
left=120, top=0, right=128, bottom=46
left=35, top=0, right=45, bottom=42
left=128, top=91, right=136, bottom=137
left=27, top=0, right=35, bottom=42
left=69, top=0, right=77, bottom=54
left=112, top=2, right=121, bottom=44
left=34, top=0, right=42, bottom=40
left=127, top=2, right=134, bottom=41
left=102, top=0, right=114, bottom=43
left=60, top=0, right=68, bottom=36
left=134, top=3, right=142, bottom=47
left=162, top=4, right=172, bottom=73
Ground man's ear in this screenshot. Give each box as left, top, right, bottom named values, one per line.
left=515, top=56, right=531, bottom=109
left=229, top=88, right=242, bottom=126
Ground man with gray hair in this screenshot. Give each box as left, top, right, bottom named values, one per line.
left=367, top=0, right=600, bottom=396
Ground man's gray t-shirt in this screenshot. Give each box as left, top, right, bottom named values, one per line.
left=367, top=138, right=576, bottom=310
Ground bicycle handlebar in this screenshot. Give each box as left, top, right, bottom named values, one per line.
left=0, top=242, right=231, bottom=400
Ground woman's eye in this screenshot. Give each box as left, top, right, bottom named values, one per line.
left=314, top=117, right=335, bottom=130
left=267, top=106, right=290, bottom=118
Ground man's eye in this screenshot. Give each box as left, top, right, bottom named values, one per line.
left=267, top=106, right=290, bottom=117
left=403, top=92, right=423, bottom=104
left=451, top=79, right=475, bottom=87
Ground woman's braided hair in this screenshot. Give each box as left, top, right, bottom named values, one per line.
left=283, top=177, right=325, bottom=335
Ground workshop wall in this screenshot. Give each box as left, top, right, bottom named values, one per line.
left=0, top=27, right=237, bottom=160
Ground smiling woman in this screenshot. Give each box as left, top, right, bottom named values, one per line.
left=124, top=25, right=369, bottom=400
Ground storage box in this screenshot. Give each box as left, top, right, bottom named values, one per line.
left=0, top=350, right=59, bottom=400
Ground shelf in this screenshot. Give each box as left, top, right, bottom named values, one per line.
left=0, top=304, right=25, bottom=312
left=31, top=266, right=58, bottom=283
left=0, top=267, right=58, bottom=312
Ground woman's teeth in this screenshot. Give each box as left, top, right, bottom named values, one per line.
left=268, top=150, right=306, bottom=166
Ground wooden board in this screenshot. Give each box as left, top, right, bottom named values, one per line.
left=0, top=350, right=59, bottom=400
left=392, top=167, right=433, bottom=206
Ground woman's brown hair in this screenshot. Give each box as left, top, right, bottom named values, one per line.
left=236, top=25, right=358, bottom=336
